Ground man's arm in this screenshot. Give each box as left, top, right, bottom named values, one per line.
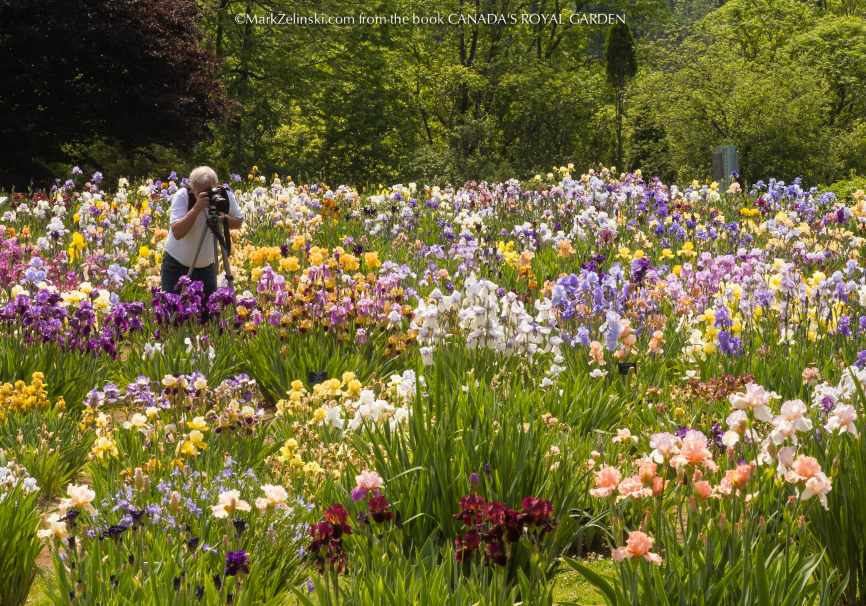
left=223, top=191, right=244, bottom=230
left=171, top=191, right=209, bottom=239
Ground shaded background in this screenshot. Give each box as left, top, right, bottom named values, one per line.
left=1, top=0, right=865, bottom=189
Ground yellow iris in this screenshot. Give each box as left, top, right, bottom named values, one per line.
left=178, top=430, right=207, bottom=457
left=67, top=232, right=86, bottom=262
left=91, top=436, right=119, bottom=460
left=364, top=251, right=381, bottom=270
left=279, top=256, right=300, bottom=272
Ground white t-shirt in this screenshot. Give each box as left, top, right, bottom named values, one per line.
left=163, top=187, right=243, bottom=268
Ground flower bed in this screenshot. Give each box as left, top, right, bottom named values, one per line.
left=2, top=167, right=866, bottom=604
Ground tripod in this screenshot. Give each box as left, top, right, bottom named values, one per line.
left=187, top=208, right=234, bottom=288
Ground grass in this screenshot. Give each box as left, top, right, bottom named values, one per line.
left=26, top=571, right=52, bottom=606
left=552, top=560, right=615, bottom=606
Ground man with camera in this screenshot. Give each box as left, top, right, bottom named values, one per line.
left=160, top=166, right=243, bottom=299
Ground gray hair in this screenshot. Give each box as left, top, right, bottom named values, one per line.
left=189, top=166, right=218, bottom=192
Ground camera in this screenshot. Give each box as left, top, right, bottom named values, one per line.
left=186, top=186, right=231, bottom=215
left=207, top=186, right=231, bottom=215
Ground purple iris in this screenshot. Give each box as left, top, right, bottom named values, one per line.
left=224, top=550, right=250, bottom=576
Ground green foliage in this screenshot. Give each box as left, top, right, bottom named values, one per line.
left=0, top=341, right=106, bottom=412
left=240, top=326, right=408, bottom=403
left=8, top=0, right=866, bottom=187
left=566, top=543, right=845, bottom=606
left=353, top=352, right=593, bottom=559
left=808, top=371, right=866, bottom=604
left=0, top=485, right=41, bottom=606
left=54, top=139, right=188, bottom=189
left=47, top=508, right=305, bottom=606
left=117, top=328, right=241, bottom=386
left=195, top=0, right=866, bottom=186
left=0, top=408, right=94, bottom=500
left=295, top=542, right=557, bottom=606
left=185, top=0, right=679, bottom=184
left=605, top=23, right=637, bottom=89
left=826, top=175, right=866, bottom=203
left=787, top=16, right=866, bottom=127
left=631, top=41, right=829, bottom=183
left=628, top=0, right=866, bottom=184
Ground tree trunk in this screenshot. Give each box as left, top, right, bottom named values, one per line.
left=215, top=0, right=230, bottom=58
left=615, top=88, right=624, bottom=170
left=232, top=0, right=254, bottom=168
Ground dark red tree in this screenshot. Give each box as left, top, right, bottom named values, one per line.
left=0, top=0, right=229, bottom=188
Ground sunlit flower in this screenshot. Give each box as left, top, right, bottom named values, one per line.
left=122, top=413, right=148, bottom=430
left=648, top=330, right=664, bottom=354
left=612, top=428, right=638, bottom=444
left=37, top=513, right=69, bottom=540
left=637, top=459, right=657, bottom=484
left=728, top=383, right=778, bottom=422
left=612, top=530, right=662, bottom=565
left=825, top=404, right=858, bottom=437
left=255, top=484, right=289, bottom=510
left=785, top=455, right=821, bottom=483
left=363, top=251, right=381, bottom=270
left=590, top=465, right=622, bottom=498
left=187, top=416, right=209, bottom=431
left=303, top=461, right=323, bottom=476
left=671, top=430, right=717, bottom=472
left=801, top=367, right=821, bottom=386
left=212, top=490, right=251, bottom=518
left=800, top=472, right=832, bottom=509
left=278, top=438, right=299, bottom=462
left=694, top=479, right=712, bottom=500
left=616, top=475, right=652, bottom=501
left=716, top=463, right=754, bottom=496
left=352, top=470, right=384, bottom=501
left=90, top=436, right=119, bottom=460
left=770, top=400, right=812, bottom=444
left=649, top=432, right=678, bottom=463
left=177, top=430, right=207, bottom=457
left=59, top=484, right=96, bottom=514
left=589, top=341, right=605, bottom=365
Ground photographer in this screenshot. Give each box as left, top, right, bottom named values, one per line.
left=160, top=166, right=243, bottom=300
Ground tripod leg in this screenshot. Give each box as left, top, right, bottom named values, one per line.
left=220, top=241, right=234, bottom=286
left=188, top=225, right=209, bottom=277
left=204, top=217, right=234, bottom=288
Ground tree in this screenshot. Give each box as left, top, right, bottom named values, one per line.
left=629, top=0, right=839, bottom=183
left=605, top=22, right=637, bottom=171
left=787, top=16, right=866, bottom=127
left=0, top=0, right=228, bottom=188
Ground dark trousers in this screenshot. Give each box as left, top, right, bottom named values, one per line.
left=160, top=253, right=217, bottom=301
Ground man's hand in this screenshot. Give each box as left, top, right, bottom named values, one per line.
left=194, top=191, right=210, bottom=214
left=218, top=212, right=244, bottom=230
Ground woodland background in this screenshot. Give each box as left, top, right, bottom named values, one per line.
left=1, top=0, right=865, bottom=189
